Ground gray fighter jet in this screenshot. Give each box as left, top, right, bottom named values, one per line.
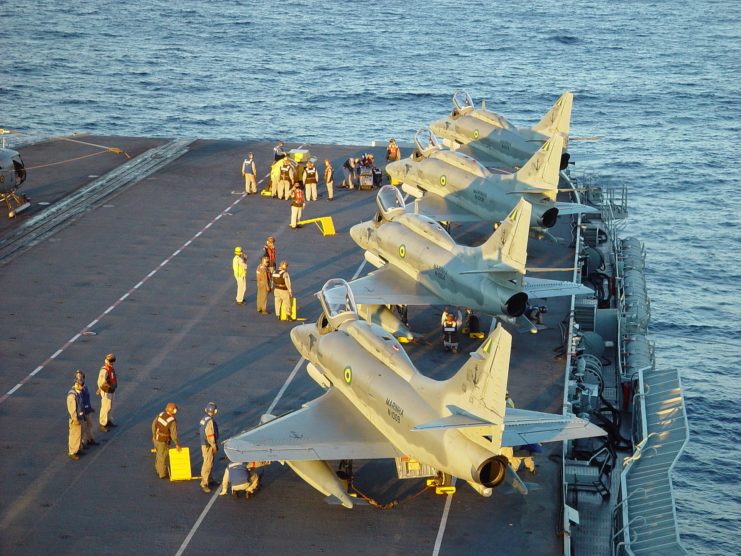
left=387, top=129, right=595, bottom=237
left=223, top=280, right=604, bottom=507
left=429, top=90, right=573, bottom=169
left=0, top=147, right=29, bottom=218
left=340, top=186, right=591, bottom=321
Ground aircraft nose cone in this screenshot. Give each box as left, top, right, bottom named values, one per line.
left=429, top=118, right=446, bottom=136
left=349, top=223, right=367, bottom=247
left=289, top=324, right=312, bottom=357
left=385, top=160, right=405, bottom=182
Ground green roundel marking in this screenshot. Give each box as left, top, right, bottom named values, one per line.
left=344, top=367, right=352, bottom=385
left=473, top=129, right=480, bottom=139
left=399, top=244, right=406, bottom=258
left=439, top=175, right=447, bottom=187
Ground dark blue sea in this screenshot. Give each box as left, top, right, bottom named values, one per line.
left=3, top=1, right=739, bottom=553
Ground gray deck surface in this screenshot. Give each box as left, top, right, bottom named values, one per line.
left=0, top=138, right=577, bottom=555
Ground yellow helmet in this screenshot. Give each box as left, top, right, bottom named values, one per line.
left=234, top=246, right=243, bottom=255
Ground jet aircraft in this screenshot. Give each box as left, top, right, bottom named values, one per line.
left=223, top=280, right=604, bottom=507
left=337, top=186, right=591, bottom=322
left=387, top=129, right=595, bottom=238
left=429, top=90, right=573, bottom=170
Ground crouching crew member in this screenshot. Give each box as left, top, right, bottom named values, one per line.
left=67, top=379, right=85, bottom=460
left=199, top=402, right=219, bottom=493
left=75, top=370, right=97, bottom=447
left=219, top=462, right=261, bottom=498
left=152, top=402, right=180, bottom=479
left=304, top=160, right=318, bottom=201
left=97, top=353, right=118, bottom=432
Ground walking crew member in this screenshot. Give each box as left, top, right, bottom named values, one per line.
left=233, top=246, right=247, bottom=305
left=289, top=182, right=305, bottom=229
left=75, top=370, right=97, bottom=447
left=342, top=157, right=356, bottom=189
left=273, top=141, right=286, bottom=161
left=199, top=402, right=219, bottom=493
left=67, top=379, right=85, bottom=460
left=263, top=236, right=276, bottom=273
left=242, top=152, right=257, bottom=195
left=97, top=353, right=118, bottom=432
left=304, top=160, right=318, bottom=201
left=256, top=256, right=272, bottom=314
left=273, top=260, right=293, bottom=320
left=276, top=158, right=294, bottom=200
left=324, top=159, right=334, bottom=200
left=152, top=403, right=180, bottom=479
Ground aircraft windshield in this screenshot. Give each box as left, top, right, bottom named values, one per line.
left=319, top=279, right=357, bottom=320
left=376, top=185, right=405, bottom=218
left=452, top=91, right=474, bottom=112
left=413, top=128, right=441, bottom=154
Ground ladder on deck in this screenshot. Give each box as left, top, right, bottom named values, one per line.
left=619, top=368, right=689, bottom=555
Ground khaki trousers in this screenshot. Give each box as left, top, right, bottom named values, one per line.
left=68, top=419, right=82, bottom=455
left=99, top=392, right=114, bottom=426
left=326, top=180, right=333, bottom=200
left=200, top=446, right=214, bottom=487
left=274, top=289, right=291, bottom=318
left=290, top=206, right=303, bottom=227
left=277, top=179, right=291, bottom=200
left=154, top=440, right=170, bottom=478
left=244, top=173, right=256, bottom=193
left=305, top=182, right=317, bottom=201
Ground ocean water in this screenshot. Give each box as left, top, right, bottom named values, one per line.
left=3, top=0, right=740, bottom=553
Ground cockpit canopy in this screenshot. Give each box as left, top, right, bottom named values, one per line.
left=452, top=91, right=475, bottom=114
left=319, top=279, right=358, bottom=329
left=413, top=128, right=442, bottom=156
left=0, top=148, right=26, bottom=192
left=376, top=185, right=406, bottom=221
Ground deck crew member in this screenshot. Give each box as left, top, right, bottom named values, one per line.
left=242, top=152, right=257, bottom=194
left=96, top=353, right=118, bottom=432
left=256, top=256, right=272, bottom=314
left=324, top=159, right=334, bottom=200
left=152, top=402, right=180, bottom=479
left=263, top=236, right=277, bottom=273
left=273, top=260, right=293, bottom=320
left=303, top=160, right=319, bottom=201
left=276, top=158, right=294, bottom=200
left=233, top=246, right=247, bottom=305
left=442, top=311, right=461, bottom=353
left=75, top=370, right=97, bottom=447
left=199, top=402, right=219, bottom=493
left=219, top=462, right=261, bottom=497
left=342, top=157, right=356, bottom=189
left=289, top=182, right=306, bottom=229
left=273, top=141, right=286, bottom=161
left=67, top=379, right=85, bottom=460
left=386, top=137, right=400, bottom=162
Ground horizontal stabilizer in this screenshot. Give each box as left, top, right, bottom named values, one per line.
left=502, top=408, right=605, bottom=446
left=554, top=202, right=599, bottom=216
left=458, top=262, right=520, bottom=275
left=523, top=276, right=593, bottom=299
left=407, top=193, right=481, bottom=222
left=325, top=265, right=443, bottom=306
left=412, top=405, right=495, bottom=431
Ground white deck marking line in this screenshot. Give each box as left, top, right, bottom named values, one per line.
left=174, top=490, right=220, bottom=556
left=432, top=477, right=458, bottom=556
left=1, top=168, right=271, bottom=405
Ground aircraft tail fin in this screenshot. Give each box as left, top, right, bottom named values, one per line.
left=440, top=324, right=512, bottom=450
left=478, top=198, right=531, bottom=275
left=514, top=133, right=564, bottom=201
left=531, top=91, right=573, bottom=139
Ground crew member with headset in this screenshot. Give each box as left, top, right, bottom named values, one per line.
left=276, top=158, right=295, bottom=200
left=97, top=353, right=118, bottom=432
left=233, top=246, right=248, bottom=305
left=289, top=181, right=306, bottom=229
left=273, top=141, right=286, bottom=161
left=272, top=260, right=293, bottom=320
left=152, top=402, right=180, bottom=479
left=242, top=152, right=257, bottom=195
left=67, top=378, right=85, bottom=460
left=199, top=402, right=219, bottom=493
left=262, top=236, right=276, bottom=273
left=303, top=160, right=319, bottom=201
left=75, top=370, right=97, bottom=447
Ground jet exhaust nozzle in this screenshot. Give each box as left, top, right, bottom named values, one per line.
left=539, top=207, right=559, bottom=229
left=504, top=292, right=528, bottom=317
left=476, top=455, right=509, bottom=488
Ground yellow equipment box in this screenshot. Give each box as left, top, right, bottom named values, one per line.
left=289, top=148, right=311, bottom=162
left=169, top=446, right=199, bottom=481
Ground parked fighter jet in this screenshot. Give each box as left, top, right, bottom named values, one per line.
left=223, top=280, right=604, bottom=507
left=0, top=147, right=30, bottom=218
left=429, top=90, right=573, bottom=169
left=387, top=129, right=595, bottom=238
left=339, top=186, right=591, bottom=323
